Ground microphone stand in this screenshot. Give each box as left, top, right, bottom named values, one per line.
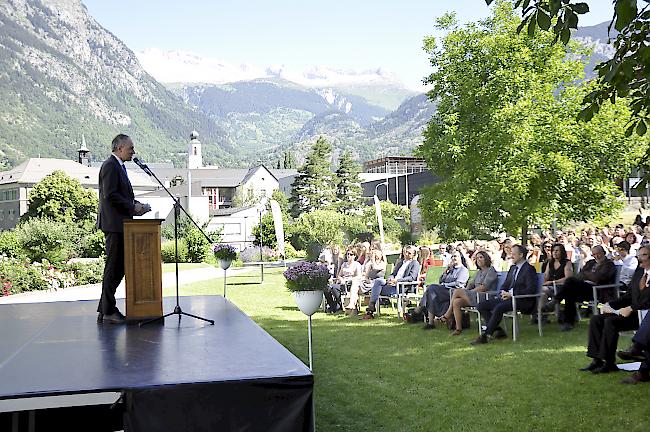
left=135, top=159, right=214, bottom=326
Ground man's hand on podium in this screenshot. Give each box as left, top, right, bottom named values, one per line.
left=134, top=202, right=152, bottom=216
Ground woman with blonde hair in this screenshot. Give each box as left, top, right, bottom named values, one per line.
left=346, top=249, right=386, bottom=314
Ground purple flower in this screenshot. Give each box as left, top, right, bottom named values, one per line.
left=213, top=244, right=237, bottom=260
left=283, top=261, right=330, bottom=292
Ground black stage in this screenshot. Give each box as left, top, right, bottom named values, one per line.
left=0, top=296, right=313, bottom=432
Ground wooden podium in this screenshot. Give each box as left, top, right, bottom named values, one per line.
left=123, top=219, right=163, bottom=320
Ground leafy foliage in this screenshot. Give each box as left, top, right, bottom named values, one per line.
left=161, top=239, right=189, bottom=263
left=22, top=170, right=97, bottom=227
left=289, top=210, right=345, bottom=260
left=334, top=149, right=364, bottom=214
left=490, top=0, right=650, bottom=136
left=0, top=230, right=24, bottom=259
left=419, top=4, right=645, bottom=241
left=13, top=217, right=79, bottom=266
left=185, top=228, right=210, bottom=263
left=289, top=137, right=337, bottom=217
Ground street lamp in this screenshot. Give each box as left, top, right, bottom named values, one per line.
left=374, top=182, right=388, bottom=199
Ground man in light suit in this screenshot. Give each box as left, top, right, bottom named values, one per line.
left=361, top=245, right=420, bottom=320
left=97, top=134, right=150, bottom=323
left=471, top=244, right=538, bottom=344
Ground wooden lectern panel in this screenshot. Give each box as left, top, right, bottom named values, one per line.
left=124, top=220, right=163, bottom=320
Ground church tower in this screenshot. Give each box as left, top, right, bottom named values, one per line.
left=78, top=134, right=91, bottom=166
left=188, top=130, right=203, bottom=169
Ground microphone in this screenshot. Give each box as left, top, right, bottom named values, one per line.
left=132, top=157, right=152, bottom=175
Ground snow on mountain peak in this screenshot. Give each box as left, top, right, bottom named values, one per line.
left=136, top=48, right=405, bottom=88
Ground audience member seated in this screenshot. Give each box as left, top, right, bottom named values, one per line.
left=580, top=246, right=650, bottom=375
left=539, top=242, right=553, bottom=273
left=361, top=245, right=420, bottom=320
left=438, top=251, right=498, bottom=335
left=554, top=245, right=616, bottom=331
left=346, top=249, right=386, bottom=315
left=611, top=240, right=638, bottom=289
left=417, top=246, right=435, bottom=284
left=411, top=251, right=469, bottom=329
left=535, top=243, right=574, bottom=322
left=470, top=245, right=537, bottom=345
left=624, top=231, right=640, bottom=256
left=619, top=309, right=650, bottom=384
left=356, top=242, right=370, bottom=265
left=330, top=248, right=363, bottom=308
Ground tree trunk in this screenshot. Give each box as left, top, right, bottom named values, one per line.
left=520, top=224, right=528, bottom=245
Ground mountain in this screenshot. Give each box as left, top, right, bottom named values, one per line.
left=574, top=21, right=617, bottom=79
left=136, top=49, right=418, bottom=112
left=0, top=0, right=235, bottom=169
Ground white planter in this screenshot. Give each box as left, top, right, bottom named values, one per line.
left=219, top=259, right=232, bottom=270
left=293, top=291, right=324, bottom=316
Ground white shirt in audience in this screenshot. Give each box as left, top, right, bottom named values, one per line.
left=614, top=254, right=638, bottom=286
left=395, top=259, right=413, bottom=280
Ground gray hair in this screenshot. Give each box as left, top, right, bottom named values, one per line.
left=111, top=134, right=130, bottom=152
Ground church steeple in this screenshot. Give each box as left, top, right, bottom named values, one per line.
left=188, top=130, right=203, bottom=169
left=78, top=134, right=91, bottom=166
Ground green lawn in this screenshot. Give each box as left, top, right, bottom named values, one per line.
left=168, top=268, right=650, bottom=432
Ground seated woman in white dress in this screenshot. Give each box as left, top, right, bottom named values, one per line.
left=346, top=249, right=386, bottom=314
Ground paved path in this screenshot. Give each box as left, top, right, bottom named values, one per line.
left=0, top=266, right=255, bottom=305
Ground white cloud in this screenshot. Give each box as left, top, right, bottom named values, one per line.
left=136, top=48, right=408, bottom=89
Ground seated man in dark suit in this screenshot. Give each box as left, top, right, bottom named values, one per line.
left=555, top=245, right=616, bottom=331
left=619, top=309, right=650, bottom=384
left=581, top=246, right=650, bottom=374
left=471, top=244, right=537, bottom=345
left=361, top=245, right=420, bottom=320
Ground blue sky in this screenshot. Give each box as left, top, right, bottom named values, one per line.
left=82, top=0, right=613, bottom=88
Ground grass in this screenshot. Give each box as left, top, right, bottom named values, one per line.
left=161, top=262, right=211, bottom=273
left=168, top=268, right=650, bottom=432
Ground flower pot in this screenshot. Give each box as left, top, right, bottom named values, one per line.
left=219, top=259, right=232, bottom=270
left=293, top=290, right=323, bottom=316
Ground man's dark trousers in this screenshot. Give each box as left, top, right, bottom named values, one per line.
left=477, top=297, right=513, bottom=335
left=587, top=313, right=638, bottom=364
left=633, top=313, right=650, bottom=374
left=98, top=232, right=124, bottom=315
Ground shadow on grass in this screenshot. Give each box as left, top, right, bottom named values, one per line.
left=246, top=311, right=648, bottom=432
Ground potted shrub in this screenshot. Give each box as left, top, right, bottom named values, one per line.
left=283, top=262, right=329, bottom=316
left=213, top=244, right=237, bottom=270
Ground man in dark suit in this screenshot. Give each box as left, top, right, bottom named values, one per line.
left=361, top=245, right=420, bottom=320
left=580, top=245, right=650, bottom=374
left=97, top=134, right=150, bottom=323
left=619, top=310, right=650, bottom=384
left=555, top=245, right=616, bottom=331
left=471, top=244, right=537, bottom=345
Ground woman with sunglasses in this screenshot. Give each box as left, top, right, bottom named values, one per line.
left=333, top=249, right=363, bottom=311
left=534, top=243, right=573, bottom=323
left=346, top=249, right=386, bottom=315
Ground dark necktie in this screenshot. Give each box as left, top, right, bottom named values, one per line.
left=640, top=273, right=648, bottom=291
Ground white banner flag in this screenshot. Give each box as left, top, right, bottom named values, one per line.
left=374, top=195, right=385, bottom=246
left=270, top=200, right=285, bottom=259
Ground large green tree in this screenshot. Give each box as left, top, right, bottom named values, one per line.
left=289, top=137, right=337, bottom=217
left=23, top=170, right=97, bottom=228
left=490, top=0, right=649, bottom=137
left=418, top=3, right=646, bottom=241
left=334, top=149, right=364, bottom=214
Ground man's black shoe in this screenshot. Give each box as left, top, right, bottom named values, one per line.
left=102, top=311, right=126, bottom=324
left=97, top=313, right=103, bottom=323
left=617, top=345, right=646, bottom=362
left=591, top=363, right=619, bottom=374
left=579, top=360, right=603, bottom=372
left=422, top=323, right=435, bottom=330
left=470, top=334, right=488, bottom=345
left=560, top=323, right=574, bottom=332
left=492, top=328, right=508, bottom=339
